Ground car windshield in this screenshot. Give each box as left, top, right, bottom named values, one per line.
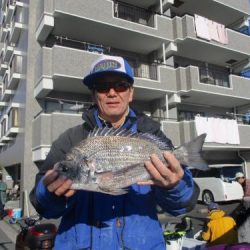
left=221, top=166, right=242, bottom=181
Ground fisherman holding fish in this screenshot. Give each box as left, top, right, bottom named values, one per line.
left=30, top=55, right=206, bottom=250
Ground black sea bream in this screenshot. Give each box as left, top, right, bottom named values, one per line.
left=56, top=127, right=208, bottom=195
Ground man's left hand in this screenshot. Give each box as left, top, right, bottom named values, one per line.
left=138, top=151, right=184, bottom=188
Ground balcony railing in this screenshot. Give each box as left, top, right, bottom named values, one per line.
left=46, top=35, right=111, bottom=54
left=178, top=111, right=250, bottom=125
left=45, top=35, right=158, bottom=81
left=42, top=98, right=94, bottom=115
left=113, top=1, right=155, bottom=27
left=199, top=66, right=230, bottom=88
left=128, top=60, right=158, bottom=80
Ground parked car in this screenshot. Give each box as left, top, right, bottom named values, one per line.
left=191, top=164, right=244, bottom=204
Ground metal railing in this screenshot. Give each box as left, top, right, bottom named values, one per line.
left=113, top=1, right=155, bottom=27
left=45, top=35, right=158, bottom=81
left=46, top=35, right=111, bottom=55
left=43, top=98, right=94, bottom=115
left=199, top=66, right=230, bottom=88
left=128, top=60, right=158, bottom=80
left=177, top=111, right=250, bottom=125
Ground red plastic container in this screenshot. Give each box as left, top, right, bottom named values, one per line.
left=7, top=209, right=13, bottom=217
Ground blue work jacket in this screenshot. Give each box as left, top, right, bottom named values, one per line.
left=30, top=107, right=198, bottom=250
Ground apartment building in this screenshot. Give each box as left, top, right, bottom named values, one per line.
left=0, top=0, right=250, bottom=213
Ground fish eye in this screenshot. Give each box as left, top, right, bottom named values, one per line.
left=62, top=165, right=68, bottom=172
left=59, top=163, right=68, bottom=172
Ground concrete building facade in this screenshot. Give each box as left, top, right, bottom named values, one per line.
left=0, top=0, right=250, bottom=214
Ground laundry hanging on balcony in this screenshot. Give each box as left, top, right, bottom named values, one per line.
left=194, top=14, right=228, bottom=44
left=194, top=116, right=240, bottom=144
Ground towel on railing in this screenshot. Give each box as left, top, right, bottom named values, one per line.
left=194, top=14, right=211, bottom=41
left=195, top=116, right=240, bottom=144
left=194, top=14, right=228, bottom=44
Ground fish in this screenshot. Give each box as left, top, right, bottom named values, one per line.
left=55, top=127, right=208, bottom=195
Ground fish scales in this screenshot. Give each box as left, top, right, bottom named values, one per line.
left=56, top=129, right=208, bottom=195
left=66, top=136, right=162, bottom=172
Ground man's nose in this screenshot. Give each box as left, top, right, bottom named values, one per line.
left=107, top=87, right=117, bottom=95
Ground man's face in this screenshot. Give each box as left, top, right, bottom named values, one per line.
left=93, top=75, right=134, bottom=122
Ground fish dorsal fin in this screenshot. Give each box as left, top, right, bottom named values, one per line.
left=88, top=127, right=171, bottom=150
left=89, top=127, right=137, bottom=137
left=135, top=133, right=172, bottom=150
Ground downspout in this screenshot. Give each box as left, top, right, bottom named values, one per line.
left=160, top=0, right=163, bottom=15
left=238, top=150, right=247, bottom=178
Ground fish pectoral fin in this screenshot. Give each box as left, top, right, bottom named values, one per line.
left=100, top=163, right=148, bottom=187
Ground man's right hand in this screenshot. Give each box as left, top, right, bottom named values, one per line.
left=43, top=163, right=76, bottom=198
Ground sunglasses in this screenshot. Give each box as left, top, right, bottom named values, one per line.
left=94, top=81, right=131, bottom=93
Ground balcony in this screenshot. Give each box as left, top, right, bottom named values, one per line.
left=173, top=15, right=250, bottom=68
left=5, top=127, right=22, bottom=137
left=170, top=0, right=250, bottom=28
left=3, top=44, right=14, bottom=62
left=8, top=54, right=22, bottom=90
left=0, top=26, right=8, bottom=42
left=1, top=0, right=7, bottom=11
left=175, top=65, right=250, bottom=108
left=32, top=112, right=83, bottom=161
left=161, top=117, right=250, bottom=150
left=36, top=0, right=173, bottom=54
left=36, top=14, right=54, bottom=41
left=9, top=20, right=23, bottom=44
left=34, top=45, right=176, bottom=100
left=199, top=66, right=230, bottom=88
left=1, top=89, right=15, bottom=102
left=5, top=1, right=15, bottom=24
left=0, top=63, right=8, bottom=76
left=114, top=1, right=155, bottom=27
left=0, top=135, right=13, bottom=142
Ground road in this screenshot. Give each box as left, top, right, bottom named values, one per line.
left=0, top=220, right=15, bottom=250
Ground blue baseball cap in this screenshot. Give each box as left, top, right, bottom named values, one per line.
left=208, top=202, right=219, bottom=211
left=83, top=55, right=134, bottom=89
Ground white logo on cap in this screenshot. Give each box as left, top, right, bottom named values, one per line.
left=93, top=59, right=121, bottom=73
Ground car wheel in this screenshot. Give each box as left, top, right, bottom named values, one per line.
left=202, top=190, right=214, bottom=205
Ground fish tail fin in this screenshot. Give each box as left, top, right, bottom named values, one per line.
left=174, top=133, right=208, bottom=171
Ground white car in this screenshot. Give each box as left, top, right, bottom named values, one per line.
left=191, top=164, right=244, bottom=204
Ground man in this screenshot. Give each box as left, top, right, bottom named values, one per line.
left=0, top=173, right=7, bottom=219
left=201, top=202, right=238, bottom=246
left=235, top=172, right=250, bottom=197
left=30, top=55, right=199, bottom=250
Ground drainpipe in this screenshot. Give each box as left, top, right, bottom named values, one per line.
left=238, top=150, right=248, bottom=178
left=160, top=0, right=163, bottom=14
left=162, top=42, right=166, bottom=64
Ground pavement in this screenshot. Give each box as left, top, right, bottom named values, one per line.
left=0, top=200, right=19, bottom=241
left=0, top=199, right=239, bottom=249
left=0, top=200, right=20, bottom=249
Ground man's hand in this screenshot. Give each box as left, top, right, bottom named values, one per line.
left=43, top=163, right=76, bottom=198
left=138, top=151, right=184, bottom=188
